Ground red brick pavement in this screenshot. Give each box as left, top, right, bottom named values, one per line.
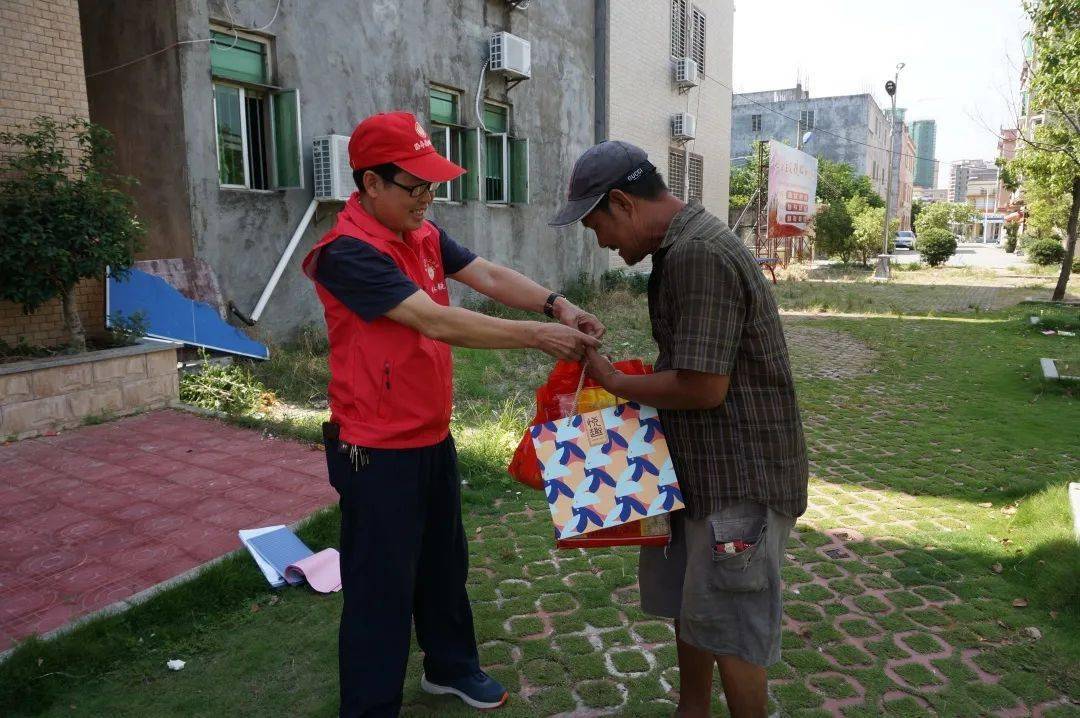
left=0, top=409, right=334, bottom=652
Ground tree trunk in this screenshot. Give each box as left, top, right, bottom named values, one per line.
left=1052, top=176, right=1080, bottom=302
left=61, top=287, right=86, bottom=353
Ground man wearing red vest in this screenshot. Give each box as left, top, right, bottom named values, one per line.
left=303, top=112, right=602, bottom=717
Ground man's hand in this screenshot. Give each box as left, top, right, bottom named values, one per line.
left=534, top=324, right=602, bottom=361
left=585, top=347, right=623, bottom=393
left=554, top=299, right=606, bottom=339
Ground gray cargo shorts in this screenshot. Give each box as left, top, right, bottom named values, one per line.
left=638, top=500, right=795, bottom=667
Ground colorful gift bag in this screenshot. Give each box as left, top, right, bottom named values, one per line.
left=531, top=400, right=685, bottom=540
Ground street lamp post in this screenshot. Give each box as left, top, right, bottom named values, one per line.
left=875, top=62, right=905, bottom=281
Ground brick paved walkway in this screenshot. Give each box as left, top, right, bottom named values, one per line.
left=0, top=409, right=333, bottom=652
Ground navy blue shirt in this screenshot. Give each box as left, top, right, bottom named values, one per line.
left=314, top=225, right=478, bottom=322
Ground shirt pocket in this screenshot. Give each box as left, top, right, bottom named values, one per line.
left=707, top=514, right=769, bottom=593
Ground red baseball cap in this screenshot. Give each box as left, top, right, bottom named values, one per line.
left=348, top=111, right=465, bottom=182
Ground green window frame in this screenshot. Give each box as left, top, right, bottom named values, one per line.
left=482, top=101, right=529, bottom=204
left=429, top=87, right=463, bottom=202
left=210, top=31, right=268, bottom=85
left=429, top=87, right=458, bottom=125
left=211, top=30, right=303, bottom=191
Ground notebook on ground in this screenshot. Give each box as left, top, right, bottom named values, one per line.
left=245, top=526, right=314, bottom=586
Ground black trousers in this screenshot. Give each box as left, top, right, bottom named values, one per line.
left=325, top=434, right=480, bottom=717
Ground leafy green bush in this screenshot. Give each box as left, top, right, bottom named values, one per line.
left=1026, top=238, right=1066, bottom=266
left=600, top=269, right=649, bottom=294
left=918, top=228, right=957, bottom=267
left=179, top=357, right=275, bottom=415
left=106, top=311, right=148, bottom=347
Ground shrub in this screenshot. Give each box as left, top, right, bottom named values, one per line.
left=1026, top=238, right=1066, bottom=266
left=918, top=228, right=958, bottom=267
left=600, top=269, right=649, bottom=295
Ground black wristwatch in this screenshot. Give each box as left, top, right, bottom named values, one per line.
left=543, top=292, right=564, bottom=319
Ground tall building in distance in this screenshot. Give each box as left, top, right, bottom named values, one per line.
left=910, top=119, right=937, bottom=189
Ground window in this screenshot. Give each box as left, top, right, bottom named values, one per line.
left=668, top=150, right=686, bottom=201
left=751, top=114, right=762, bottom=132
left=210, top=31, right=302, bottom=190
left=670, top=0, right=687, bottom=57
left=429, top=87, right=463, bottom=201
left=691, top=7, right=706, bottom=74
left=799, top=109, right=815, bottom=133
left=688, top=153, right=703, bottom=203
left=480, top=101, right=528, bottom=204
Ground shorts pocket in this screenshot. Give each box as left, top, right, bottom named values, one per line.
left=707, top=515, right=769, bottom=593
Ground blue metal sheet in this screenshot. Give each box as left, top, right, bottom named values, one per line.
left=107, top=267, right=269, bottom=360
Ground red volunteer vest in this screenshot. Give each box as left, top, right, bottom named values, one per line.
left=302, top=194, right=453, bottom=449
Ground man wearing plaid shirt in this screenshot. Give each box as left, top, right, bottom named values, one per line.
left=551, top=141, right=809, bottom=718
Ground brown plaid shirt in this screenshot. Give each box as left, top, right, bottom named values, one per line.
left=649, top=203, right=808, bottom=519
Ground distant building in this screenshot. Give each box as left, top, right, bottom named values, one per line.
left=996, top=128, right=1019, bottom=210
left=730, top=85, right=891, bottom=199
left=916, top=187, right=949, bottom=203
left=886, top=109, right=916, bottom=231
left=910, top=119, right=937, bottom=189
left=948, top=160, right=993, bottom=203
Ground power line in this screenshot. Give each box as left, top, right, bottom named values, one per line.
left=86, top=0, right=283, bottom=79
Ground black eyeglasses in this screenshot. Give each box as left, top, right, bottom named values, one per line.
left=385, top=176, right=442, bottom=198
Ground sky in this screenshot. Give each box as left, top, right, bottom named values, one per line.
left=732, top=0, right=1030, bottom=188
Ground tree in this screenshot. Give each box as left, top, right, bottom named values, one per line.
left=729, top=140, right=768, bottom=208
left=914, top=202, right=975, bottom=238
left=850, top=201, right=900, bottom=266
left=817, top=158, right=884, bottom=208
left=1007, top=0, right=1080, bottom=301
left=810, top=200, right=855, bottom=264
left=0, top=117, right=144, bottom=352
left=911, top=199, right=925, bottom=232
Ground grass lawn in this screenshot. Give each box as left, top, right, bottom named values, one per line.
left=2, top=266, right=1078, bottom=717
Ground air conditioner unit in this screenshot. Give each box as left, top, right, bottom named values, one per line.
left=490, top=31, right=531, bottom=80
left=674, top=57, right=699, bottom=88
left=312, top=134, right=353, bottom=202
left=671, top=113, right=696, bottom=141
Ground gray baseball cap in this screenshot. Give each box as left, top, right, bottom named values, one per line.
left=549, top=141, right=656, bottom=227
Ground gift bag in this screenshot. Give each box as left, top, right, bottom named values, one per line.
left=508, top=359, right=650, bottom=491
left=530, top=371, right=684, bottom=542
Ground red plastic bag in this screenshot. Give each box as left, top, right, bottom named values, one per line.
left=507, top=359, right=651, bottom=491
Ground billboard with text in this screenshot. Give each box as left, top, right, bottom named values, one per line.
left=767, top=140, right=818, bottom=238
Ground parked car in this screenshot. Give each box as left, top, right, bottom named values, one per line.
left=894, top=230, right=916, bottom=250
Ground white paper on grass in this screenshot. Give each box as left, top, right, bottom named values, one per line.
left=239, top=525, right=287, bottom=587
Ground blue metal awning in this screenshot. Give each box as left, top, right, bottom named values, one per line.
left=106, top=267, right=269, bottom=360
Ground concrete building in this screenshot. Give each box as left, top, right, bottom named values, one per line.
left=996, top=127, right=1019, bottom=210
left=601, top=0, right=733, bottom=271
left=909, top=119, right=937, bottom=189
left=887, top=117, right=916, bottom=231
left=77, top=0, right=607, bottom=341
left=730, top=85, right=891, bottom=200
left=916, top=187, right=949, bottom=203
left=0, top=0, right=104, bottom=348
left=948, top=159, right=993, bottom=203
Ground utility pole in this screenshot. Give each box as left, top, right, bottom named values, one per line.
left=875, top=63, right=905, bottom=280
left=754, top=140, right=769, bottom=260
